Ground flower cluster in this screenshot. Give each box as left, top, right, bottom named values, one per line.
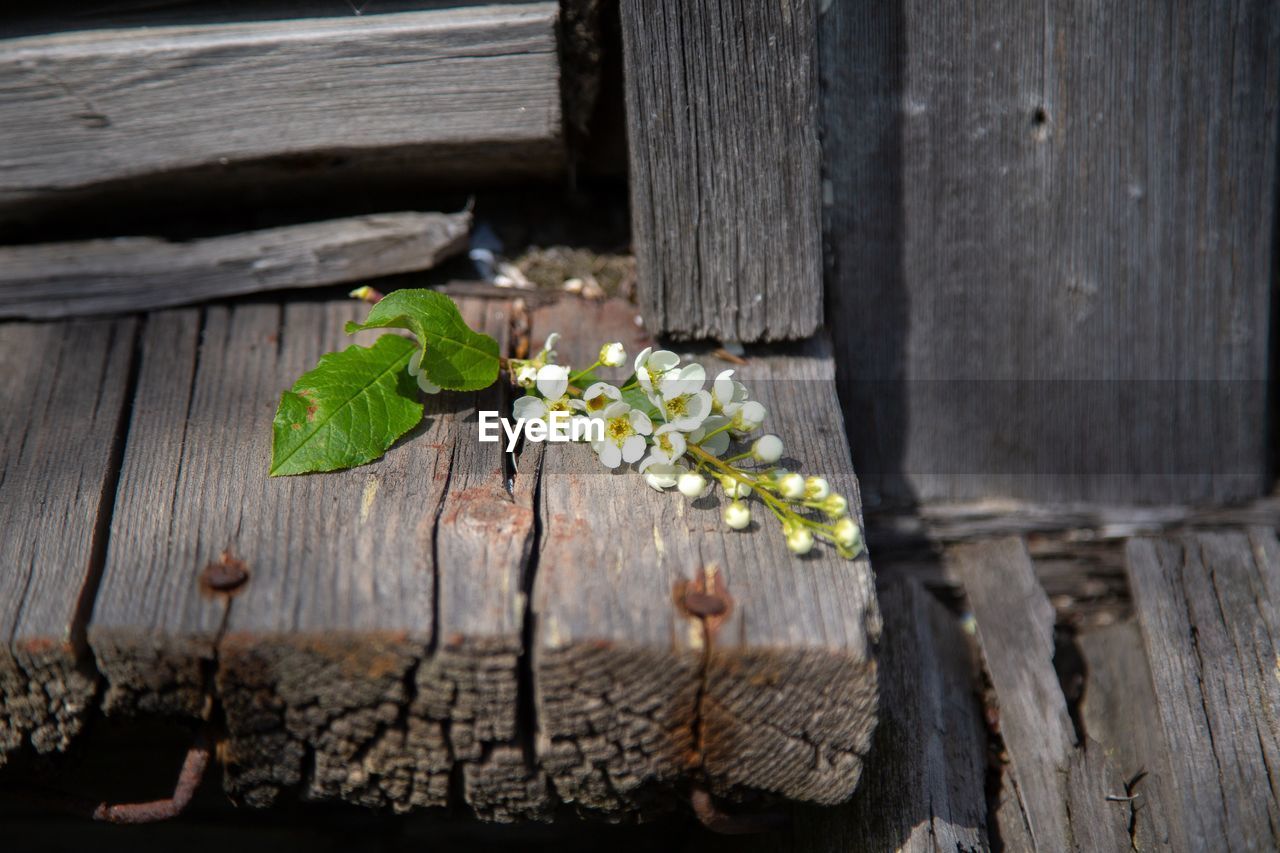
left=508, top=335, right=863, bottom=558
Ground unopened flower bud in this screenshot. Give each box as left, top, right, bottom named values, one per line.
left=732, top=401, right=766, bottom=432
left=599, top=342, right=626, bottom=367
left=515, top=364, right=538, bottom=388
left=834, top=518, right=862, bottom=550
left=779, top=472, right=806, bottom=500
left=721, top=476, right=752, bottom=499
left=805, top=476, right=830, bottom=500
left=823, top=493, right=849, bottom=518
left=677, top=471, right=707, bottom=498
left=786, top=527, right=814, bottom=555
left=752, top=434, right=784, bottom=464
left=723, top=501, right=751, bottom=530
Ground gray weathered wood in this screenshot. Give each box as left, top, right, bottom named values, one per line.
left=0, top=5, right=563, bottom=211
left=88, top=299, right=535, bottom=814
left=736, top=580, right=987, bottom=853
left=949, top=537, right=1130, bottom=850
left=619, top=0, right=823, bottom=342
left=822, top=1, right=1280, bottom=505
left=0, top=212, right=471, bottom=320
left=1125, top=530, right=1280, bottom=850
left=526, top=298, right=878, bottom=816
left=1078, top=621, right=1183, bottom=851
left=0, top=316, right=136, bottom=766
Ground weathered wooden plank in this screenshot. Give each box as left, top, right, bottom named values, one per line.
left=0, top=5, right=563, bottom=211
left=1078, top=621, right=1183, bottom=851
left=949, top=537, right=1130, bottom=851
left=88, top=298, right=534, bottom=814
left=735, top=580, right=987, bottom=852
left=1125, top=530, right=1280, bottom=850
left=0, top=212, right=470, bottom=320
left=0, top=316, right=136, bottom=765
left=822, top=0, right=1279, bottom=505
left=619, top=0, right=823, bottom=342
left=526, top=298, right=878, bottom=816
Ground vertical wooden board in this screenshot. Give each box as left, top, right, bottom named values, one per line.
left=822, top=0, right=1279, bottom=505
left=1126, top=531, right=1280, bottom=850
left=734, top=580, right=987, bottom=853
left=1078, top=621, right=1184, bottom=851
left=527, top=298, right=878, bottom=816
left=621, top=0, right=823, bottom=342
left=0, top=316, right=136, bottom=764
left=89, top=298, right=532, bottom=814
left=949, top=537, right=1131, bottom=851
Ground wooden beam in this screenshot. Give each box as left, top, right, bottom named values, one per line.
left=0, top=5, right=563, bottom=211
left=0, top=212, right=471, bottom=320
left=749, top=580, right=987, bottom=852
left=822, top=0, right=1279, bottom=505
left=526, top=298, right=877, bottom=815
left=949, top=537, right=1131, bottom=850
left=1125, top=530, right=1280, bottom=849
left=0, top=316, right=136, bottom=766
left=619, top=0, right=823, bottom=342
left=87, top=299, right=539, bottom=814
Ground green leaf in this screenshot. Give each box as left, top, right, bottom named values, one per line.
left=270, top=334, right=423, bottom=477
left=621, top=386, right=661, bottom=421
left=345, top=289, right=500, bottom=392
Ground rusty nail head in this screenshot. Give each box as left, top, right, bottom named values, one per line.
left=200, top=552, right=249, bottom=594
left=684, top=591, right=727, bottom=617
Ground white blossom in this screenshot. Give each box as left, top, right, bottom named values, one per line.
left=779, top=473, right=806, bottom=500
left=514, top=363, right=538, bottom=388
left=634, top=347, right=680, bottom=400
left=512, top=364, right=572, bottom=422
left=591, top=401, right=652, bottom=468
left=646, top=423, right=688, bottom=465
left=599, top=342, right=626, bottom=367
left=834, top=518, right=861, bottom=550
left=731, top=400, right=767, bottom=432
left=677, top=471, right=707, bottom=498
left=752, top=434, right=783, bottom=463
left=711, top=369, right=749, bottom=413
left=805, top=476, right=831, bottom=500
left=822, top=493, right=849, bottom=518
left=571, top=381, right=621, bottom=417
left=657, top=363, right=712, bottom=431
left=723, top=501, right=751, bottom=530
left=639, top=458, right=685, bottom=491
left=786, top=526, right=814, bottom=555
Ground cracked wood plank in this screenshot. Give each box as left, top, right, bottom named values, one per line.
left=0, top=4, right=563, bottom=213
left=0, top=211, right=470, bottom=320
left=1078, top=620, right=1183, bottom=851
left=732, top=579, right=988, bottom=852
left=0, top=315, right=136, bottom=766
left=949, top=537, right=1131, bottom=851
left=88, top=298, right=535, bottom=815
left=526, top=297, right=879, bottom=816
left=620, top=0, right=823, bottom=342
left=1125, top=529, right=1280, bottom=850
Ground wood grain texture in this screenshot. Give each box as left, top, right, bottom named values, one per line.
left=1125, top=530, right=1280, bottom=850
left=0, top=316, right=136, bottom=766
left=0, top=4, right=563, bottom=209
left=1078, top=621, right=1183, bottom=851
left=526, top=298, right=878, bottom=816
left=949, top=537, right=1130, bottom=851
left=620, top=0, right=823, bottom=342
left=0, top=212, right=471, bottom=320
left=732, top=580, right=987, bottom=852
left=821, top=0, right=1280, bottom=505
left=87, top=298, right=535, bottom=814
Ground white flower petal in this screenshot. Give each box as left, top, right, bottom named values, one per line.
left=633, top=346, right=652, bottom=375
left=603, top=400, right=631, bottom=419
left=629, top=410, right=653, bottom=435
left=650, top=350, right=680, bottom=371
left=536, top=364, right=569, bottom=400
left=513, top=396, right=547, bottom=421
left=598, top=442, right=622, bottom=468
left=621, top=435, right=647, bottom=463
left=713, top=369, right=735, bottom=407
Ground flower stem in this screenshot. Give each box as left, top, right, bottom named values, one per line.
left=568, top=361, right=601, bottom=386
